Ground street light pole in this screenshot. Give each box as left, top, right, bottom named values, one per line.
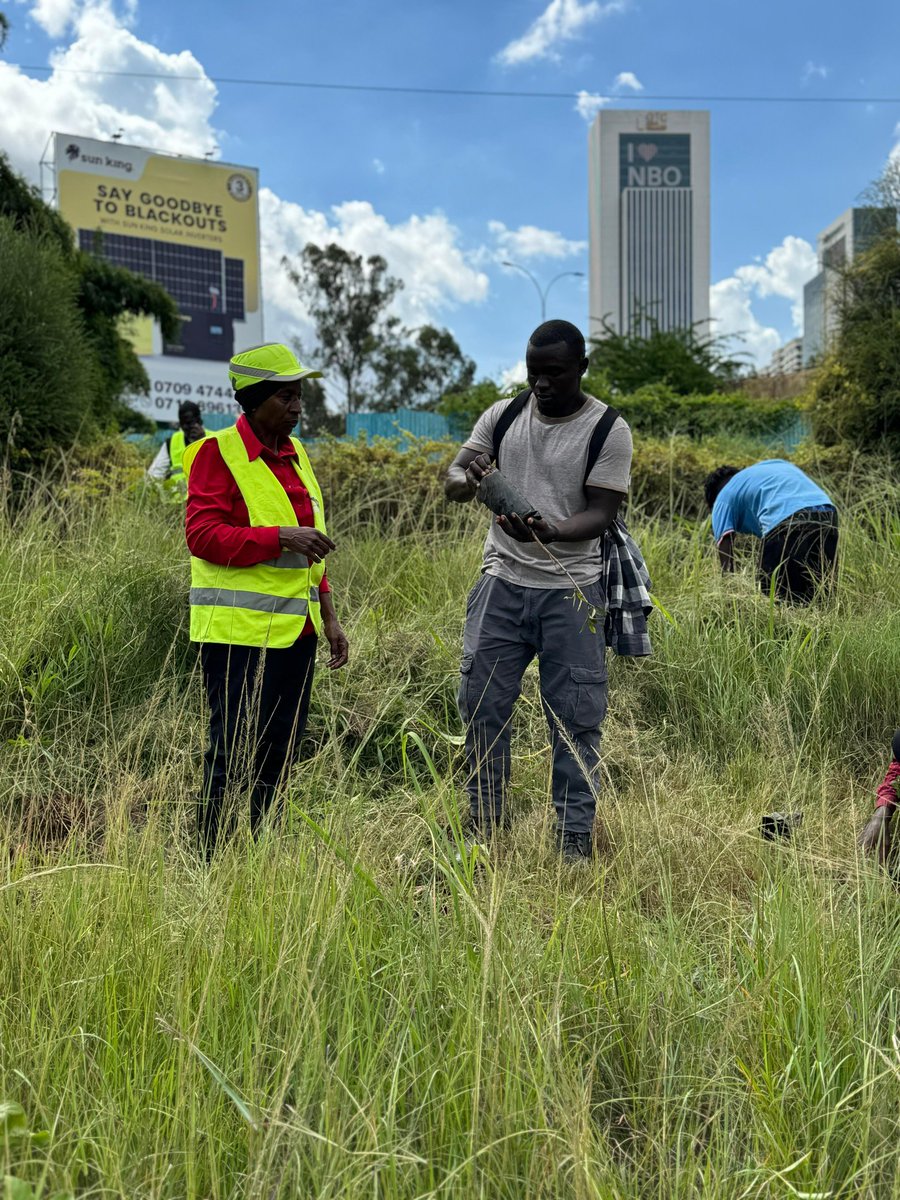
left=502, top=261, right=585, bottom=323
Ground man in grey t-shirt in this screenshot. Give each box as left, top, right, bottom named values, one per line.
left=445, top=319, right=633, bottom=862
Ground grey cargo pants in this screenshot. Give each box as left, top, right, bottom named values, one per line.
left=458, top=573, right=608, bottom=835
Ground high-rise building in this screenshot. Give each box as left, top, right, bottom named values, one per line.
left=802, top=206, right=896, bottom=365
left=588, top=110, right=710, bottom=340
left=764, top=337, right=804, bottom=377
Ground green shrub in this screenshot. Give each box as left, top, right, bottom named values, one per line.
left=0, top=218, right=101, bottom=464
left=808, top=233, right=900, bottom=452
left=307, top=431, right=850, bottom=528
left=608, top=382, right=802, bottom=442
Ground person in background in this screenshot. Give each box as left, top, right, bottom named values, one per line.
left=444, top=319, right=633, bottom=863
left=182, top=344, right=349, bottom=857
left=704, top=460, right=838, bottom=604
left=859, top=730, right=900, bottom=865
left=147, top=401, right=206, bottom=484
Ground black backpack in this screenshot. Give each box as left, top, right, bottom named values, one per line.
left=491, top=389, right=622, bottom=487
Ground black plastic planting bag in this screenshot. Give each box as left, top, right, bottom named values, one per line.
left=478, top=468, right=541, bottom=522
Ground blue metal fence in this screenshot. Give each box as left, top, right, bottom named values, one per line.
left=347, top=409, right=456, bottom=441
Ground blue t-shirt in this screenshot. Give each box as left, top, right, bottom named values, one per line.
left=711, top=460, right=834, bottom=542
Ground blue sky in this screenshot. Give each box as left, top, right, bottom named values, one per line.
left=3, top=0, right=900, bottom=392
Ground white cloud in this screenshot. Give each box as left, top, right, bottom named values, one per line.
left=710, top=235, right=818, bottom=367
left=710, top=277, right=781, bottom=368
left=496, top=0, right=627, bottom=67
left=499, top=360, right=527, bottom=390
left=372, top=157, right=386, bottom=175
left=261, top=192, right=489, bottom=348
left=613, top=71, right=643, bottom=91
left=0, top=0, right=219, bottom=180
left=575, top=90, right=611, bottom=121
left=22, top=0, right=81, bottom=37
left=734, top=235, right=818, bottom=330
left=802, top=61, right=829, bottom=83
left=488, top=219, right=586, bottom=262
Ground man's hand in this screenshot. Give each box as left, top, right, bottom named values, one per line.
left=496, top=513, right=558, bottom=544
left=323, top=615, right=349, bottom=670
left=860, top=806, right=893, bottom=865
left=444, top=448, right=493, bottom=502
left=278, top=526, right=336, bottom=564
left=465, top=453, right=493, bottom=491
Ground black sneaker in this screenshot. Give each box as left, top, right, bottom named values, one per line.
left=556, top=830, right=594, bottom=863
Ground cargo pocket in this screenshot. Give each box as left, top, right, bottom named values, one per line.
left=568, top=665, right=609, bottom=731
left=458, top=654, right=474, bottom=723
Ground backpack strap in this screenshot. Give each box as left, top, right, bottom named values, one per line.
left=584, top=405, right=621, bottom=487
left=491, top=389, right=532, bottom=470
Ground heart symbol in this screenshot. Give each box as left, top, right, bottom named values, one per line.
left=637, top=143, right=658, bottom=162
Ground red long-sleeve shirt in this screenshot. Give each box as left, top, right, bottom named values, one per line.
left=185, top=415, right=329, bottom=639
left=876, top=759, right=900, bottom=809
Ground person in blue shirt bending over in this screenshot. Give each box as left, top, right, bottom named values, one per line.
left=703, top=460, right=838, bottom=604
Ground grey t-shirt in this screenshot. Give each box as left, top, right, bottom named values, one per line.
left=464, top=393, right=633, bottom=589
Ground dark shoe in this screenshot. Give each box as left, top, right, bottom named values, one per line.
left=556, top=830, right=594, bottom=863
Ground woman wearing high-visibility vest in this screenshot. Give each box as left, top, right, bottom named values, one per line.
left=183, top=343, right=349, bottom=856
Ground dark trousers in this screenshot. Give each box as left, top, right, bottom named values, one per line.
left=458, top=574, right=608, bottom=836
left=758, top=508, right=838, bottom=604
left=198, top=637, right=316, bottom=856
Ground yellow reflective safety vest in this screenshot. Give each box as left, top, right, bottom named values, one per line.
left=168, top=430, right=187, bottom=480
left=182, top=425, right=327, bottom=648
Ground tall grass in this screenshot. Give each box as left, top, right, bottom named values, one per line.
left=2, top=454, right=900, bottom=1198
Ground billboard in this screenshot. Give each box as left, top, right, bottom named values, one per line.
left=54, top=133, right=262, bottom=422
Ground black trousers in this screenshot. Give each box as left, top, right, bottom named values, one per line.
left=198, top=637, right=316, bottom=855
left=758, top=508, right=838, bottom=604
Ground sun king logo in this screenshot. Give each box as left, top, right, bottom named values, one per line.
left=65, top=142, right=135, bottom=173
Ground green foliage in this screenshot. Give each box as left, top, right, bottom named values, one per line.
left=0, top=155, right=179, bottom=447
left=597, top=380, right=803, bottom=441
left=283, top=241, right=476, bottom=414
left=0, top=217, right=100, bottom=462
left=302, top=430, right=847, bottom=527
left=809, top=233, right=900, bottom=451
left=436, top=375, right=801, bottom=446
left=590, top=315, right=745, bottom=395
left=372, top=324, right=475, bottom=411
left=299, top=378, right=345, bottom=438
left=437, top=378, right=505, bottom=437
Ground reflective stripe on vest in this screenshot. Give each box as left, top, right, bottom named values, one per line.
left=168, top=430, right=187, bottom=480
left=182, top=425, right=327, bottom=648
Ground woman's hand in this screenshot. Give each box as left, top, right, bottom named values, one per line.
left=323, top=615, right=349, bottom=670
left=278, top=526, right=336, bottom=564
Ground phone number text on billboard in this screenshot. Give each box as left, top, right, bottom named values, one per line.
left=151, top=379, right=237, bottom=416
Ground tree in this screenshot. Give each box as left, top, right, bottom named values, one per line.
left=437, top=380, right=504, bottom=439
left=589, top=315, right=745, bottom=396
left=0, top=217, right=101, bottom=461
left=283, top=243, right=402, bottom=414
left=371, top=324, right=475, bottom=411
left=299, top=377, right=345, bottom=438
left=283, top=241, right=477, bottom=414
left=809, top=231, right=900, bottom=451
left=0, top=155, right=179, bottom=432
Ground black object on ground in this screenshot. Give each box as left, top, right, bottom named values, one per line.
left=478, top=467, right=541, bottom=521
left=760, top=811, right=803, bottom=841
